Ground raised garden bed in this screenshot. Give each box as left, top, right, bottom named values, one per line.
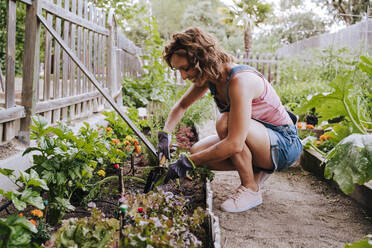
left=300, top=147, right=372, bottom=213
left=0, top=111, right=221, bottom=247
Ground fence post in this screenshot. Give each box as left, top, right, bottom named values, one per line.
left=19, top=0, right=41, bottom=144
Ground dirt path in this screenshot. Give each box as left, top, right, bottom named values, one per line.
left=211, top=163, right=372, bottom=248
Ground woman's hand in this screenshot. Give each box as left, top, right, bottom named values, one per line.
left=157, top=131, right=172, bottom=160
left=164, top=155, right=195, bottom=182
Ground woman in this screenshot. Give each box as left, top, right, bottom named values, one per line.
left=157, top=27, right=302, bottom=213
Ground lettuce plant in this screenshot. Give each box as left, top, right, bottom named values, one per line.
left=121, top=190, right=207, bottom=247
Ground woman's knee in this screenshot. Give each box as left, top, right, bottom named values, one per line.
left=216, top=113, right=228, bottom=139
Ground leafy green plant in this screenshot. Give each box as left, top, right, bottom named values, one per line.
left=324, top=134, right=372, bottom=194
left=23, top=117, right=112, bottom=224
left=122, top=17, right=176, bottom=108
left=121, top=190, right=207, bottom=247
left=54, top=208, right=119, bottom=248
left=0, top=168, right=48, bottom=211
left=0, top=214, right=38, bottom=248
left=298, top=70, right=370, bottom=135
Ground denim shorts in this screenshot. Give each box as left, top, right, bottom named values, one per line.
left=255, top=119, right=303, bottom=173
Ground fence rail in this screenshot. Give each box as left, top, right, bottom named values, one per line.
left=0, top=0, right=142, bottom=144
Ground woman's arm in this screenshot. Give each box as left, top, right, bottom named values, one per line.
left=189, top=73, right=264, bottom=165
left=163, top=84, right=209, bottom=133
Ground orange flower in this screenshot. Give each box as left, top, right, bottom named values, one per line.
left=112, top=139, right=120, bottom=145
left=19, top=213, right=23, bottom=217
left=31, top=209, right=43, bottom=218
left=315, top=140, right=322, bottom=146
left=320, top=134, right=331, bottom=141
left=306, top=124, right=315, bottom=129
left=30, top=219, right=37, bottom=226
left=123, top=140, right=130, bottom=146
left=135, top=145, right=141, bottom=154
left=106, top=127, right=112, bottom=132
left=133, top=139, right=139, bottom=145
left=296, top=123, right=302, bottom=129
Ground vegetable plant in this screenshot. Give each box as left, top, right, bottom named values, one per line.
left=0, top=168, right=48, bottom=211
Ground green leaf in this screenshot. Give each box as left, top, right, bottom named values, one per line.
left=56, top=172, right=66, bottom=186
left=27, top=169, right=49, bottom=190
left=22, top=147, right=42, bottom=156
left=325, top=134, right=372, bottom=194
left=12, top=216, right=38, bottom=233
left=0, top=168, right=14, bottom=176
left=11, top=194, right=26, bottom=211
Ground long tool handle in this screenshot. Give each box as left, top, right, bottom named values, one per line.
left=37, top=14, right=157, bottom=157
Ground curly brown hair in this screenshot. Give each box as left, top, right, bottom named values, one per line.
left=163, top=27, right=234, bottom=82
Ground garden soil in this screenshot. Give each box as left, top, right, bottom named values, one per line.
left=196, top=120, right=372, bottom=248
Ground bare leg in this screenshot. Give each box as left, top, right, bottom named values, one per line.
left=190, top=135, right=235, bottom=171
left=190, top=113, right=273, bottom=192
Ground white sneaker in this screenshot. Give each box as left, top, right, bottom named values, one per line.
left=220, top=185, right=262, bottom=213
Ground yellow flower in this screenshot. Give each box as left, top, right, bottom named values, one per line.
left=135, top=145, right=141, bottom=154
left=31, top=209, right=43, bottom=218
left=97, top=170, right=106, bottom=177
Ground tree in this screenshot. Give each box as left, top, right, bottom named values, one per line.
left=150, top=0, right=200, bottom=40
left=180, top=1, right=243, bottom=53
left=252, top=0, right=332, bottom=54
left=220, top=0, right=272, bottom=57
left=316, top=0, right=371, bottom=25
left=94, top=0, right=151, bottom=46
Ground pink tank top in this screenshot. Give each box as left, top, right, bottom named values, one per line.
left=209, top=65, right=292, bottom=126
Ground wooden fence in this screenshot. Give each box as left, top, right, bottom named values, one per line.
left=0, top=0, right=142, bottom=144
left=235, top=53, right=280, bottom=84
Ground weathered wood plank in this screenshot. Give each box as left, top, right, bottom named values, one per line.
left=4, top=121, right=16, bottom=141
left=93, top=8, right=98, bottom=84
left=76, top=0, right=83, bottom=95
left=6, top=0, right=16, bottom=108
left=82, top=0, right=88, bottom=93
left=35, top=91, right=102, bottom=113
left=53, top=108, right=61, bottom=123
left=20, top=0, right=41, bottom=143
left=53, top=0, right=62, bottom=99
left=0, top=106, right=26, bottom=124
left=43, top=12, right=53, bottom=101
left=44, top=110, right=52, bottom=124
left=97, top=9, right=102, bottom=84
left=0, top=67, right=5, bottom=92
left=88, top=3, right=93, bottom=92
left=62, top=0, right=70, bottom=97
left=41, top=0, right=109, bottom=35
left=69, top=0, right=76, bottom=97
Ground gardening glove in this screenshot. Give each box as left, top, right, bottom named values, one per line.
left=157, top=131, right=172, bottom=160
left=164, top=155, right=195, bottom=183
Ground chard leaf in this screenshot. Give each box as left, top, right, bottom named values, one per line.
left=324, top=134, right=372, bottom=194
